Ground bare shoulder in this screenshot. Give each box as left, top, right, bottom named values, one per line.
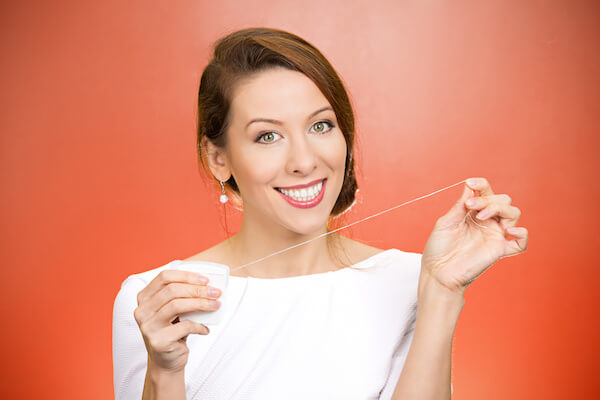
left=183, top=239, right=233, bottom=264
left=182, top=236, right=386, bottom=269
left=336, top=235, right=387, bottom=264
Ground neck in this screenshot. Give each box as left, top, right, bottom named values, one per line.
left=226, top=211, right=339, bottom=279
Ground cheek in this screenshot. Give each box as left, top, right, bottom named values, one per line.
left=313, top=132, right=346, bottom=173
left=330, top=132, right=348, bottom=169
left=228, top=146, right=281, bottom=188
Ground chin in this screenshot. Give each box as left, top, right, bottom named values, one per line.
left=281, top=215, right=329, bottom=236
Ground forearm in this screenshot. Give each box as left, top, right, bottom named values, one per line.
left=142, top=361, right=187, bottom=400
left=391, top=274, right=464, bottom=400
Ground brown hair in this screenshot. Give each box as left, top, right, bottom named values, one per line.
left=196, top=27, right=360, bottom=267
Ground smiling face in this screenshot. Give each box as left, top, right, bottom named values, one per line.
left=219, top=67, right=348, bottom=236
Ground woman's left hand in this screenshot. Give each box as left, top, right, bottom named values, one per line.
left=421, top=177, right=529, bottom=297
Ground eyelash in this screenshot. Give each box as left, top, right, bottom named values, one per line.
left=254, top=120, right=336, bottom=144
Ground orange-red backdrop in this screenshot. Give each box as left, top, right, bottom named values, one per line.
left=1, top=1, right=598, bottom=398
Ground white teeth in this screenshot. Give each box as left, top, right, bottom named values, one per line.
left=278, top=180, right=323, bottom=202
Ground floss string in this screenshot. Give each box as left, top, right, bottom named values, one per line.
left=231, top=178, right=487, bottom=272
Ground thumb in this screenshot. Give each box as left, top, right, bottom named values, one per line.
left=437, top=181, right=476, bottom=227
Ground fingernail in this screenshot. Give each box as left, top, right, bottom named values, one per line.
left=208, top=287, right=221, bottom=298
left=196, top=274, right=209, bottom=284
left=467, top=178, right=478, bottom=187
left=477, top=209, right=489, bottom=219
left=466, top=199, right=476, bottom=207
left=507, top=227, right=519, bottom=234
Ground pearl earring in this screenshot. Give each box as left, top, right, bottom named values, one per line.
left=219, top=180, right=229, bottom=204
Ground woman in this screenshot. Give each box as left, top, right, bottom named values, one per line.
left=112, top=27, right=528, bottom=399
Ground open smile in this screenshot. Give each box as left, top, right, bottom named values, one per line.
left=274, top=178, right=326, bottom=208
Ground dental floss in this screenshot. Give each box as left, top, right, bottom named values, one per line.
left=230, top=179, right=487, bottom=273
left=177, top=178, right=489, bottom=325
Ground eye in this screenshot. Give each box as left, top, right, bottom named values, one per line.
left=311, top=120, right=335, bottom=134
left=255, top=131, right=281, bottom=144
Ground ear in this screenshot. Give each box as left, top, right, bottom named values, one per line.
left=202, top=136, right=231, bottom=182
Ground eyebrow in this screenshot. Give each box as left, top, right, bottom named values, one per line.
left=245, top=106, right=333, bottom=129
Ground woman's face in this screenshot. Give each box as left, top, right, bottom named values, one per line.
left=223, top=67, right=348, bottom=236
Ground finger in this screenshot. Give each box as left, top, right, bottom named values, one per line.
left=465, top=193, right=512, bottom=211
left=474, top=203, right=521, bottom=225
left=137, top=270, right=209, bottom=306
left=464, top=193, right=519, bottom=223
left=503, top=226, right=529, bottom=257
left=436, top=181, right=476, bottom=228
left=146, top=320, right=209, bottom=354
left=150, top=297, right=221, bottom=328
left=466, top=177, right=495, bottom=197
left=499, top=205, right=521, bottom=230
left=163, top=319, right=210, bottom=343
left=137, top=283, right=222, bottom=323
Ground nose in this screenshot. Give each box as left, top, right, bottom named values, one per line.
left=285, top=133, right=318, bottom=176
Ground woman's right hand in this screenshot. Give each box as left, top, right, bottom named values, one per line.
left=133, top=270, right=222, bottom=374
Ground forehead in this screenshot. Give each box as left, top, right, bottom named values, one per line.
left=229, top=67, right=330, bottom=121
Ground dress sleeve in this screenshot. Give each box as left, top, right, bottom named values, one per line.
left=378, top=303, right=417, bottom=400
left=112, top=276, right=148, bottom=400
left=377, top=304, right=454, bottom=399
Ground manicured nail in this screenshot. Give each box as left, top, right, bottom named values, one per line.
left=208, top=287, right=221, bottom=298
left=196, top=274, right=209, bottom=284
left=477, top=209, right=489, bottom=219
left=466, top=199, right=476, bottom=207
left=507, top=227, right=519, bottom=234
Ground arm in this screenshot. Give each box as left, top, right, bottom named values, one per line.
left=390, top=272, right=463, bottom=400
left=142, top=361, right=187, bottom=400
left=114, top=277, right=184, bottom=400
left=389, top=177, right=528, bottom=399
left=113, top=277, right=150, bottom=400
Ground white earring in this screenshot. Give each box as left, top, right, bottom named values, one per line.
left=219, top=180, right=229, bottom=204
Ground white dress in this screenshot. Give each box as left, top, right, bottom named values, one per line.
left=113, top=248, right=429, bottom=400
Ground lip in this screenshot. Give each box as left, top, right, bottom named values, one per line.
left=276, top=178, right=325, bottom=190
left=275, top=178, right=326, bottom=209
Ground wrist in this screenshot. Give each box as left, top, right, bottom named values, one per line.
left=148, top=363, right=184, bottom=381
left=145, top=362, right=186, bottom=399
left=418, top=270, right=465, bottom=313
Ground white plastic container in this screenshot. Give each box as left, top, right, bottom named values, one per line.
left=171, top=261, right=230, bottom=326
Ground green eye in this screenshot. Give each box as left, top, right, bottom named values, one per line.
left=312, top=121, right=333, bottom=133
left=256, top=131, right=280, bottom=143
left=262, top=132, right=275, bottom=142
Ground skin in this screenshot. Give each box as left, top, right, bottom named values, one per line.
left=135, top=66, right=381, bottom=399
left=200, top=66, right=357, bottom=278
left=134, top=67, right=529, bottom=399
left=391, top=178, right=528, bottom=399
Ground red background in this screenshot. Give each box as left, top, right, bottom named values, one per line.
left=1, top=1, right=598, bottom=398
